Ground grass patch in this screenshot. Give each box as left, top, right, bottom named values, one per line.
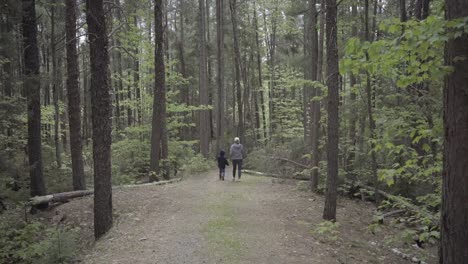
left=239, top=174, right=267, bottom=185
left=202, top=192, right=246, bottom=263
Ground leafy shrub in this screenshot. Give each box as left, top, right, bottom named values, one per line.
left=0, top=217, right=78, bottom=264
left=180, top=154, right=212, bottom=176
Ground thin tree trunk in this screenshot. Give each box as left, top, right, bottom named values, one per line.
left=229, top=0, right=244, bottom=142
left=23, top=0, right=46, bottom=198
left=206, top=0, right=215, bottom=140
left=323, top=0, right=339, bottom=221
left=346, top=3, right=358, bottom=178
left=199, top=0, right=210, bottom=157
left=440, top=0, right=468, bottom=261
left=50, top=1, right=63, bottom=168
left=86, top=0, right=113, bottom=239
left=133, top=16, right=141, bottom=126
left=66, top=0, right=86, bottom=190
left=215, top=0, right=225, bottom=152
left=365, top=0, right=379, bottom=202
left=307, top=0, right=320, bottom=191
left=311, top=0, right=325, bottom=191
left=253, top=1, right=267, bottom=141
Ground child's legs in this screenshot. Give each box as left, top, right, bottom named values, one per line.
left=220, top=168, right=225, bottom=177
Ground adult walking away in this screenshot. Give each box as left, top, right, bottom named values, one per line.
left=230, top=137, right=245, bottom=181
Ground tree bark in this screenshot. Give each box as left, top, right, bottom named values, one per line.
left=312, top=0, right=325, bottom=190
left=346, top=3, right=358, bottom=177
left=229, top=0, right=244, bottom=143
left=253, top=1, right=267, bottom=141
left=199, top=0, right=210, bottom=157
left=66, top=0, right=86, bottom=190
left=323, top=0, right=339, bottom=221
left=22, top=0, right=46, bottom=198
left=440, top=0, right=468, bottom=262
left=86, top=0, right=113, bottom=239
left=215, top=0, right=225, bottom=152
left=150, top=0, right=169, bottom=180
left=364, top=0, right=379, bottom=202
left=307, top=0, right=320, bottom=191
left=50, top=0, right=63, bottom=168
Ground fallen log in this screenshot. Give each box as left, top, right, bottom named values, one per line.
left=271, top=157, right=311, bottom=169
left=243, top=169, right=309, bottom=181
left=28, top=178, right=181, bottom=206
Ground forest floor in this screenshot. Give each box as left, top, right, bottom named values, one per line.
left=50, top=170, right=437, bottom=264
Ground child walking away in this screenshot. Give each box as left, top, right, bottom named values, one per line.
left=217, top=150, right=229, bottom=180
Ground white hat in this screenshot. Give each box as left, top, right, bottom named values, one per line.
left=234, top=137, right=240, bottom=142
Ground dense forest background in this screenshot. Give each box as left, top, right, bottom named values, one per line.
left=0, top=0, right=467, bottom=262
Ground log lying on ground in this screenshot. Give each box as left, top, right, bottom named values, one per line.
left=271, top=157, right=311, bottom=169
left=243, top=169, right=309, bottom=181
left=28, top=178, right=181, bottom=206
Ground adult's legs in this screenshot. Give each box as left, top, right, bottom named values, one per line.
left=237, top=159, right=243, bottom=179
left=232, top=160, right=239, bottom=179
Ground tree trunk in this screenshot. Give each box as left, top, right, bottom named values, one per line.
left=400, top=0, right=407, bottom=22
left=86, top=0, right=113, bottom=239
left=346, top=3, right=358, bottom=178
left=323, top=0, right=339, bottom=221
left=150, top=0, right=169, bottom=180
left=229, top=0, right=244, bottom=143
left=50, top=0, right=63, bottom=168
left=253, top=1, right=267, bottom=141
left=365, top=0, right=379, bottom=202
left=23, top=0, right=46, bottom=198
left=307, top=0, right=320, bottom=191
left=311, top=0, right=325, bottom=191
left=215, top=0, right=225, bottom=152
left=133, top=16, right=141, bottom=126
left=177, top=0, right=190, bottom=140
left=199, top=0, right=210, bottom=157
left=440, top=0, right=468, bottom=262
left=66, top=0, right=86, bottom=190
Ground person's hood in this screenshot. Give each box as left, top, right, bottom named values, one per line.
left=220, top=150, right=225, bottom=156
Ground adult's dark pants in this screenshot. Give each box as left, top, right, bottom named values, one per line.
left=232, top=159, right=242, bottom=179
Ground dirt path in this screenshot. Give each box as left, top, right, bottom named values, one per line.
left=58, top=170, right=436, bottom=263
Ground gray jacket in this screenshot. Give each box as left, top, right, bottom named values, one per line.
left=230, top=143, right=245, bottom=160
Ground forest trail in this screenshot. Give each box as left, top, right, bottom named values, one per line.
left=66, top=170, right=421, bottom=263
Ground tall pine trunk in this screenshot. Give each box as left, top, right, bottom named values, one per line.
left=440, top=0, right=468, bottom=261
left=23, top=0, right=46, bottom=198
left=323, top=0, right=340, bottom=221
left=199, top=0, right=210, bottom=157
left=50, top=0, right=62, bottom=168
left=150, top=0, right=169, bottom=180
left=253, top=1, right=267, bottom=141
left=86, top=0, right=113, bottom=239
left=215, top=0, right=225, bottom=152
left=229, top=0, right=244, bottom=143
left=307, top=0, right=320, bottom=191
left=66, top=0, right=86, bottom=190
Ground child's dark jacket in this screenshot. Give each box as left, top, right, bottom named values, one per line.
left=217, top=152, right=229, bottom=169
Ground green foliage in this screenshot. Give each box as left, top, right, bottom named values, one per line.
left=0, top=217, right=78, bottom=264
left=312, top=221, right=340, bottom=241
left=180, top=154, right=212, bottom=175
